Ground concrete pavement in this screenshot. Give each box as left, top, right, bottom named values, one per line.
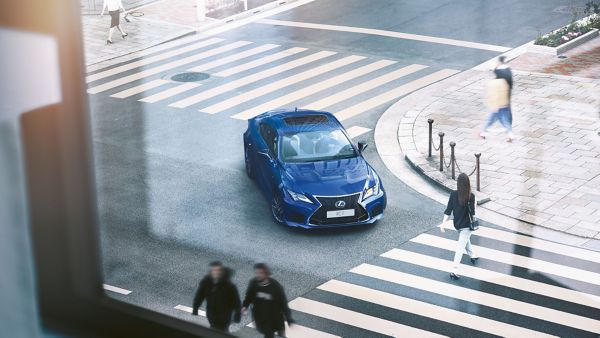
left=380, top=44, right=600, bottom=239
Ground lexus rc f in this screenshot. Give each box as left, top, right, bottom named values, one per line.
left=243, top=109, right=386, bottom=228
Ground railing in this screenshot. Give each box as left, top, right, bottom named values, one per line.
left=427, top=119, right=482, bottom=191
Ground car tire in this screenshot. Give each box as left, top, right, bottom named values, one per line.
left=244, top=145, right=254, bottom=179
left=271, top=191, right=285, bottom=225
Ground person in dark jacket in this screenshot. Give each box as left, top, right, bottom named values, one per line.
left=242, top=263, right=294, bottom=338
left=192, top=261, right=241, bottom=332
left=440, top=173, right=479, bottom=280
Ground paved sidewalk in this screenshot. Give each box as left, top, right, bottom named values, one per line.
left=82, top=14, right=196, bottom=66
left=392, top=67, right=600, bottom=238
left=510, top=36, right=600, bottom=79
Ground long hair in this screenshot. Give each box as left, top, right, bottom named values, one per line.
left=457, top=173, right=471, bottom=206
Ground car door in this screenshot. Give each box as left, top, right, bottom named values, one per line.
left=257, top=123, right=278, bottom=197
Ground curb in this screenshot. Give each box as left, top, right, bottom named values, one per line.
left=374, top=71, right=600, bottom=251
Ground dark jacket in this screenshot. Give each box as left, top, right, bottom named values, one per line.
left=242, top=278, right=293, bottom=333
left=192, top=269, right=241, bottom=326
left=444, top=191, right=475, bottom=230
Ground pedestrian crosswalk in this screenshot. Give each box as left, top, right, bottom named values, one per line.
left=273, top=226, right=600, bottom=338
left=85, top=37, right=459, bottom=132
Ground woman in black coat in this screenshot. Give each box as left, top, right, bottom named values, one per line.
left=440, top=173, right=479, bottom=280
left=192, top=262, right=241, bottom=332
left=242, top=263, right=294, bottom=338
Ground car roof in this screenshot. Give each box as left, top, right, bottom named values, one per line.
left=253, top=109, right=342, bottom=134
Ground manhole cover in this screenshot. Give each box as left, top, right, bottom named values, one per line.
left=170, top=72, right=210, bottom=82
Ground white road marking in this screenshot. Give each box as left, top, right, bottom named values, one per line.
left=85, top=38, right=224, bottom=83
left=225, top=55, right=367, bottom=118
left=289, top=297, right=448, bottom=338
left=304, top=64, right=428, bottom=110
left=110, top=79, right=171, bottom=98
left=335, top=69, right=460, bottom=121
left=231, top=59, right=396, bottom=119
left=318, top=280, right=558, bottom=338
left=214, top=47, right=307, bottom=77
left=247, top=321, right=341, bottom=338
left=351, top=264, right=600, bottom=333
left=169, top=50, right=336, bottom=108
left=87, top=41, right=253, bottom=94
left=346, top=126, right=372, bottom=138
left=174, top=304, right=206, bottom=317
left=259, top=19, right=511, bottom=52
left=139, top=82, right=200, bottom=103
left=464, top=227, right=600, bottom=264
left=187, top=43, right=280, bottom=73
left=103, top=284, right=132, bottom=295
left=412, top=234, right=600, bottom=286
left=382, top=248, right=600, bottom=310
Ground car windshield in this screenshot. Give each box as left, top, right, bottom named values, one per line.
left=280, top=129, right=357, bottom=163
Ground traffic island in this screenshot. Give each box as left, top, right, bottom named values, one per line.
left=379, top=68, right=600, bottom=239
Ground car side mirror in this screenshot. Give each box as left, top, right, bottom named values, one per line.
left=358, top=142, right=368, bottom=153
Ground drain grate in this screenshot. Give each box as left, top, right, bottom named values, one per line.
left=171, top=72, right=210, bottom=83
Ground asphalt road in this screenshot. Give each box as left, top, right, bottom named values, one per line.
left=89, top=0, right=589, bottom=334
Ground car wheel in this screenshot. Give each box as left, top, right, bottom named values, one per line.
left=244, top=145, right=254, bottom=179
left=271, top=191, right=285, bottom=225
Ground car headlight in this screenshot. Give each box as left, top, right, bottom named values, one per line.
left=286, top=189, right=313, bottom=204
left=362, top=174, right=380, bottom=201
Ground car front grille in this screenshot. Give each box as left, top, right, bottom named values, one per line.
left=309, top=193, right=368, bottom=225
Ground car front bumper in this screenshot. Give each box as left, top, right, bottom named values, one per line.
left=280, top=190, right=386, bottom=229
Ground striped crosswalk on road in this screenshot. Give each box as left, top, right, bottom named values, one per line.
left=173, top=225, right=600, bottom=337
left=275, top=226, right=600, bottom=337
left=85, top=38, right=458, bottom=128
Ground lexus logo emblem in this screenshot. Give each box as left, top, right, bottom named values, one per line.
left=335, top=200, right=346, bottom=209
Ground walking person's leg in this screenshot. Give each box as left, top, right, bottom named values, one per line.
left=499, top=107, right=514, bottom=141
left=480, top=111, right=500, bottom=139
left=263, top=331, right=275, bottom=338
left=117, top=24, right=127, bottom=38
left=451, top=229, right=471, bottom=279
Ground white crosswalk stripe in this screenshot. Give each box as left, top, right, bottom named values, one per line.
left=274, top=226, right=600, bottom=337
left=290, top=297, right=449, bottom=338
left=110, top=79, right=171, bottom=98
left=86, top=39, right=458, bottom=128
left=187, top=43, right=280, bottom=73
left=303, top=63, right=428, bottom=110
left=139, top=82, right=200, bottom=103
left=319, top=280, right=558, bottom=338
left=382, top=248, right=600, bottom=310
left=169, top=50, right=335, bottom=109
left=86, top=38, right=224, bottom=83
left=346, top=126, right=371, bottom=138
left=335, top=68, right=460, bottom=121
left=216, top=55, right=367, bottom=117
left=229, top=59, right=396, bottom=119
left=87, top=40, right=253, bottom=94
left=214, top=47, right=307, bottom=77
left=412, top=233, right=600, bottom=285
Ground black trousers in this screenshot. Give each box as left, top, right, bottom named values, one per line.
left=209, top=320, right=230, bottom=332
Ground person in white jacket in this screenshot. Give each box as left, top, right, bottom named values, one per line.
left=101, top=0, right=128, bottom=44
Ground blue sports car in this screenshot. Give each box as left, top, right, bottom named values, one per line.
left=243, top=109, right=386, bottom=228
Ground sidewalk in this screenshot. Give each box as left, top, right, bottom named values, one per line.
left=82, top=14, right=196, bottom=66
left=383, top=40, right=600, bottom=238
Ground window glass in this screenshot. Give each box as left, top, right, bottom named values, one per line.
left=280, top=129, right=357, bottom=163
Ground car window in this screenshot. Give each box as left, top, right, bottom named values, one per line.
left=259, top=123, right=277, bottom=156
left=280, top=129, right=357, bottom=163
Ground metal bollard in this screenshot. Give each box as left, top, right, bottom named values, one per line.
left=475, top=153, right=481, bottom=192
left=427, top=119, right=434, bottom=158
left=450, top=141, right=456, bottom=179
left=438, top=132, right=445, bottom=172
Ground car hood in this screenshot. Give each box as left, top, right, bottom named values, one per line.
left=282, top=157, right=370, bottom=196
